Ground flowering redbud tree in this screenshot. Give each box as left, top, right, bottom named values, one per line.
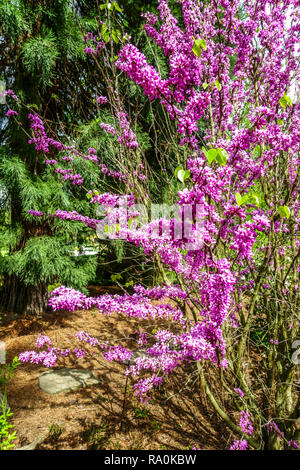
left=8, top=0, right=300, bottom=450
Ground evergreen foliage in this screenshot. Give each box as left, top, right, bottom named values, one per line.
left=0, top=0, right=102, bottom=314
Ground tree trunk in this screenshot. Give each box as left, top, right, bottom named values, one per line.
left=0, top=275, right=49, bottom=316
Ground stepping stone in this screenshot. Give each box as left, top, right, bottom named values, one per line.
left=38, top=368, right=100, bottom=395
left=16, top=430, right=49, bottom=451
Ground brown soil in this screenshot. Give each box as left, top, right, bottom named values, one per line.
left=0, top=301, right=233, bottom=450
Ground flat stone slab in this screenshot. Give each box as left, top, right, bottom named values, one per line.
left=38, top=368, right=100, bottom=395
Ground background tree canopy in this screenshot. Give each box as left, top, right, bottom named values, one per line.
left=0, top=0, right=180, bottom=314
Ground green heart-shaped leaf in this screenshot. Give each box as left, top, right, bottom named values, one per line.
left=192, top=43, right=202, bottom=58
left=278, top=205, right=290, bottom=219
left=202, top=147, right=208, bottom=158
left=215, top=80, right=221, bottom=91
left=177, top=169, right=190, bottom=183
left=113, top=1, right=123, bottom=12
left=175, top=166, right=183, bottom=179
left=207, top=149, right=217, bottom=164
left=236, top=193, right=249, bottom=207
left=279, top=93, right=292, bottom=109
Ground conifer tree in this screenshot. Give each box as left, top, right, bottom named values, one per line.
left=0, top=0, right=102, bottom=315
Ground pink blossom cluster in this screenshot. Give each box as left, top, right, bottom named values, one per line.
left=28, top=113, right=50, bottom=153
left=233, top=388, right=245, bottom=398
left=3, top=89, right=19, bottom=101
left=116, top=112, right=139, bottom=150
left=266, top=421, right=285, bottom=441
left=29, top=279, right=236, bottom=401
left=288, top=440, right=299, bottom=449
left=53, top=210, right=101, bottom=229
left=48, top=286, right=186, bottom=326
left=239, top=411, right=254, bottom=436
left=28, top=210, right=43, bottom=217
left=98, top=164, right=127, bottom=182
left=116, top=44, right=170, bottom=101
left=83, top=32, right=105, bottom=55
left=133, top=284, right=188, bottom=301
left=100, top=110, right=139, bottom=150
left=100, top=123, right=117, bottom=136
left=229, top=439, right=248, bottom=450
left=55, top=167, right=84, bottom=186
left=96, top=95, right=108, bottom=105
left=6, top=109, right=18, bottom=117
left=26, top=113, right=126, bottom=188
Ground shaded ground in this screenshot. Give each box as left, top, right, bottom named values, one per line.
left=0, top=296, right=234, bottom=450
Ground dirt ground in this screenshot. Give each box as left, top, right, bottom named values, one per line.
left=0, top=293, right=233, bottom=451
